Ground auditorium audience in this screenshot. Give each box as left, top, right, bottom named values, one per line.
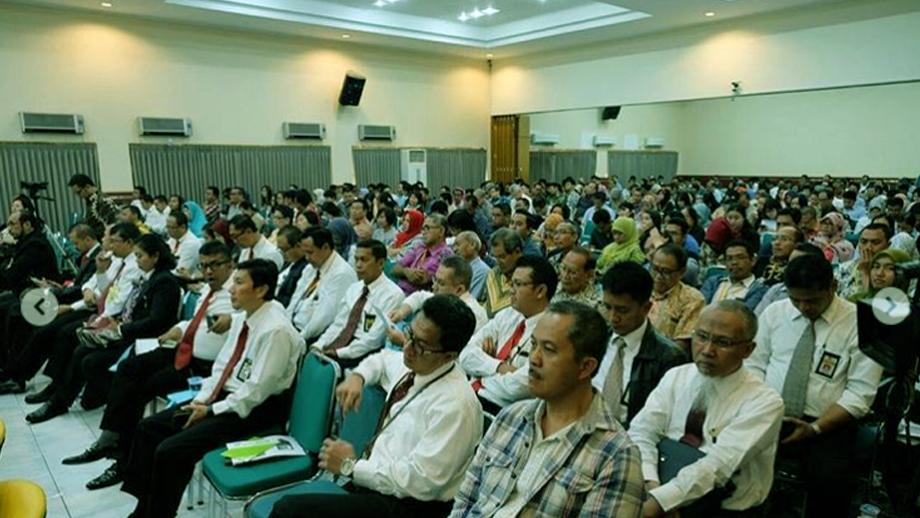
left=597, top=217, right=647, bottom=272
left=165, top=210, right=202, bottom=276
left=755, top=225, right=804, bottom=285
left=389, top=256, right=487, bottom=333
left=836, top=222, right=891, bottom=299
left=701, top=240, right=768, bottom=310
left=647, top=243, right=705, bottom=350
left=452, top=230, right=489, bottom=300
left=392, top=213, right=452, bottom=295
left=230, top=214, right=283, bottom=268
left=480, top=228, right=524, bottom=318
left=551, top=247, right=603, bottom=313
left=273, top=226, right=308, bottom=308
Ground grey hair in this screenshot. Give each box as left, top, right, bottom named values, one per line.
left=708, top=300, right=758, bottom=341
left=426, top=212, right=448, bottom=229
left=457, top=230, right=481, bottom=250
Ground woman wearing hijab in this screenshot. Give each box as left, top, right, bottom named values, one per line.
left=182, top=201, right=208, bottom=238
left=597, top=217, right=647, bottom=272
left=388, top=209, right=424, bottom=258
left=327, top=217, right=358, bottom=263
left=849, top=248, right=911, bottom=302
left=815, top=212, right=855, bottom=263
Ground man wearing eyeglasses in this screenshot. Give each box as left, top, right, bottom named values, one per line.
left=59, top=241, right=236, bottom=490
left=647, top=243, right=705, bottom=351
left=460, top=255, right=557, bottom=414
left=628, top=301, right=784, bottom=517
left=269, top=295, right=481, bottom=518
left=551, top=247, right=603, bottom=314
left=229, top=214, right=283, bottom=269
left=392, top=214, right=453, bottom=295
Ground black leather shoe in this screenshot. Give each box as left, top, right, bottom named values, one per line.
left=25, top=402, right=67, bottom=424
left=86, top=464, right=123, bottom=490
left=0, top=379, right=25, bottom=395
left=63, top=442, right=119, bottom=465
left=24, top=384, right=56, bottom=405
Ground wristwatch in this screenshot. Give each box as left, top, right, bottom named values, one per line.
left=340, top=457, right=356, bottom=477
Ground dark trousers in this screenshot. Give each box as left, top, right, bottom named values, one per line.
left=0, top=292, right=24, bottom=365
left=269, top=483, right=453, bottom=518
left=121, top=394, right=289, bottom=518
left=777, top=422, right=858, bottom=517
left=5, top=309, right=93, bottom=384
left=100, top=347, right=212, bottom=461
left=51, top=339, right=129, bottom=409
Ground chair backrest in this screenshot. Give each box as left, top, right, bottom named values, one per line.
left=288, top=352, right=340, bottom=454
left=181, top=291, right=201, bottom=321
left=336, top=385, right=387, bottom=457
left=0, top=479, right=47, bottom=518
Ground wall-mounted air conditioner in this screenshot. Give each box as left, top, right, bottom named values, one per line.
left=530, top=132, right=560, bottom=145
left=593, top=135, right=616, bottom=147
left=283, top=122, right=326, bottom=140
left=358, top=124, right=396, bottom=141
left=19, top=112, right=85, bottom=134
left=138, top=117, right=192, bottom=137
left=644, top=137, right=666, bottom=149
left=400, top=149, right=427, bottom=186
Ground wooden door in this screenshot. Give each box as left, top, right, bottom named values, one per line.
left=490, top=115, right=529, bottom=183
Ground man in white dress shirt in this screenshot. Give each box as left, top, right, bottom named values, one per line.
left=166, top=210, right=202, bottom=278
left=459, top=255, right=557, bottom=414
left=746, top=254, right=883, bottom=516
left=388, top=255, right=488, bottom=334
left=287, top=227, right=357, bottom=344
left=230, top=214, right=283, bottom=269
left=121, top=258, right=305, bottom=518
left=629, top=301, right=784, bottom=517
left=269, top=294, right=481, bottom=517
left=313, top=239, right=405, bottom=369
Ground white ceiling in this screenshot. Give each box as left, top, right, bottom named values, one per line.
left=5, top=0, right=891, bottom=58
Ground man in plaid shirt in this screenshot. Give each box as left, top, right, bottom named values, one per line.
left=450, top=300, right=644, bottom=518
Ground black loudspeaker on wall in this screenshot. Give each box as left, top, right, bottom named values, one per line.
left=602, top=106, right=621, bottom=120
left=339, top=72, right=367, bottom=106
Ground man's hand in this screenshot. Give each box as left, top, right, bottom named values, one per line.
left=642, top=497, right=665, bottom=518
left=57, top=304, right=73, bottom=316
left=335, top=374, right=365, bottom=414
left=781, top=417, right=818, bottom=444
left=82, top=288, right=97, bottom=306
left=208, top=314, right=232, bottom=334
left=496, top=362, right=517, bottom=375
left=181, top=403, right=210, bottom=429
left=386, top=327, right=407, bottom=346
left=318, top=438, right=356, bottom=475
left=159, top=326, right=183, bottom=344
left=388, top=304, right=412, bottom=323
left=95, top=253, right=112, bottom=272
left=406, top=269, right=429, bottom=285
left=481, top=337, right=497, bottom=357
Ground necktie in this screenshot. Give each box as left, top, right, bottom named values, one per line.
left=174, top=290, right=215, bottom=370
left=172, top=239, right=180, bottom=256
left=365, top=371, right=416, bottom=457
left=120, top=282, right=145, bottom=323
left=326, top=285, right=370, bottom=351
left=97, top=261, right=127, bottom=313
left=205, top=323, right=249, bottom=404
left=80, top=253, right=90, bottom=268
left=602, top=337, right=627, bottom=419
left=782, top=321, right=816, bottom=417
left=303, top=270, right=321, bottom=300
left=472, top=319, right=527, bottom=392
left=680, top=387, right=708, bottom=448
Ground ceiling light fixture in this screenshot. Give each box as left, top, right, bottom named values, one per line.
left=469, top=8, right=484, bottom=19
left=100, top=1, right=113, bottom=6
left=374, top=0, right=386, bottom=6
left=482, top=6, right=500, bottom=16
left=486, top=53, right=494, bottom=59
left=341, top=34, right=351, bottom=39
left=458, top=12, right=469, bottom=21
left=705, top=11, right=716, bottom=17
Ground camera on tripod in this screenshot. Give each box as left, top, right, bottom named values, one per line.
left=20, top=180, right=49, bottom=193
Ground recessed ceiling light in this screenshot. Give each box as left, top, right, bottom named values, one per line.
left=458, top=12, right=469, bottom=22
left=341, top=34, right=351, bottom=39
left=482, top=6, right=500, bottom=16
left=486, top=53, right=494, bottom=59
left=469, top=8, right=484, bottom=19
left=374, top=0, right=386, bottom=6
left=100, top=1, right=113, bottom=6
left=705, top=11, right=716, bottom=17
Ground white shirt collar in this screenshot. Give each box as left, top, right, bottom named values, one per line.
left=613, top=318, right=648, bottom=353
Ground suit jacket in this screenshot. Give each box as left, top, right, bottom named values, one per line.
left=625, top=323, right=689, bottom=425
left=119, top=269, right=182, bottom=342
left=54, top=246, right=101, bottom=304
left=700, top=273, right=768, bottom=311
left=0, top=231, right=58, bottom=296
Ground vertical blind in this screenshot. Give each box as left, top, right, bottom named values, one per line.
left=608, top=150, right=679, bottom=182
left=529, top=150, right=596, bottom=183
left=0, top=141, right=100, bottom=232
left=353, top=147, right=487, bottom=190
left=130, top=144, right=332, bottom=204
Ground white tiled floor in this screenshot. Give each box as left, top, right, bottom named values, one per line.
left=0, top=376, right=232, bottom=518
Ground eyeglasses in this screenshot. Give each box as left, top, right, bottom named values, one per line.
left=650, top=265, right=680, bottom=278
left=405, top=328, right=445, bottom=356
left=201, top=259, right=230, bottom=271
left=692, top=329, right=748, bottom=349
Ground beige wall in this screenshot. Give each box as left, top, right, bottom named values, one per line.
left=0, top=4, right=491, bottom=191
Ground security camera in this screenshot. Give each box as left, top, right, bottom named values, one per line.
left=731, top=81, right=741, bottom=95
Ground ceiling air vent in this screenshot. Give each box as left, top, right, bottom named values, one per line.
left=138, top=117, right=192, bottom=137
left=20, top=112, right=85, bottom=134
left=358, top=124, right=396, bottom=141
left=283, top=122, right=326, bottom=140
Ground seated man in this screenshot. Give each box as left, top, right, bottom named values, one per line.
left=596, top=262, right=687, bottom=427
left=754, top=243, right=824, bottom=315
left=451, top=231, right=489, bottom=301
left=274, top=226, right=308, bottom=308
left=230, top=214, right=284, bottom=268
left=460, top=256, right=556, bottom=414
left=754, top=225, right=804, bottom=286
left=835, top=223, right=890, bottom=300
left=0, top=210, right=59, bottom=297
left=269, top=295, right=481, bottom=518
left=286, top=227, right=357, bottom=344
left=747, top=254, right=883, bottom=516
left=588, top=208, right=614, bottom=252
left=165, top=210, right=202, bottom=278
left=61, top=241, right=235, bottom=490
left=451, top=300, right=644, bottom=517
left=120, top=259, right=305, bottom=518
left=511, top=210, right=543, bottom=257
left=628, top=301, right=784, bottom=517
left=700, top=240, right=768, bottom=311
left=480, top=229, right=524, bottom=318
left=313, top=240, right=405, bottom=369
left=118, top=205, right=152, bottom=234
left=551, top=247, right=603, bottom=314
left=647, top=243, right=705, bottom=350
left=388, top=256, right=487, bottom=333
left=392, top=213, right=452, bottom=295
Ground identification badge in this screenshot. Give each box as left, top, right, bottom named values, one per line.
left=237, top=358, right=253, bottom=382
left=815, top=351, right=841, bottom=379
left=363, top=313, right=377, bottom=333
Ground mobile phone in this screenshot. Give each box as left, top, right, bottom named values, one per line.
left=206, top=315, right=218, bottom=329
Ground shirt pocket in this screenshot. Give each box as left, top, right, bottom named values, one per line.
left=541, top=468, right=596, bottom=515
left=479, top=448, right=516, bottom=510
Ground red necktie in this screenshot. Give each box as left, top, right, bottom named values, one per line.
left=472, top=319, right=527, bottom=392
left=325, top=285, right=369, bottom=352
left=680, top=396, right=707, bottom=448
left=174, top=290, right=215, bottom=370
left=205, top=323, right=249, bottom=404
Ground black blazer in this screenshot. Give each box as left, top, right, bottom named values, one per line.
left=625, top=322, right=690, bottom=425
left=55, top=246, right=102, bottom=304
left=119, top=269, right=182, bottom=342
left=0, top=231, right=59, bottom=296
